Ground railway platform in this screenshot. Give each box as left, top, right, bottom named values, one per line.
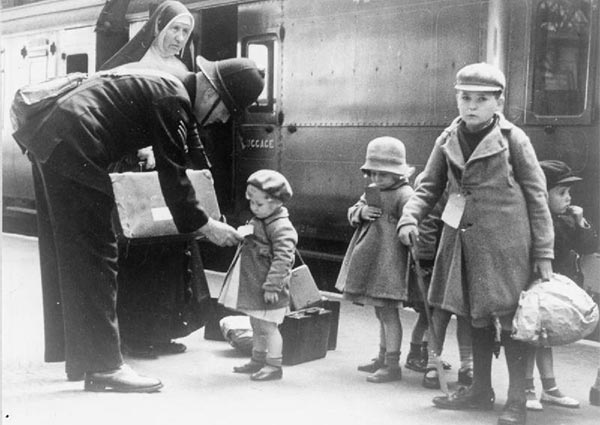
left=2, top=232, right=599, bottom=425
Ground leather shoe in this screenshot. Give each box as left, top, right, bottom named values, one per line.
left=233, top=360, right=264, bottom=374
left=366, top=366, right=402, bottom=383
left=84, top=364, right=163, bottom=393
left=357, top=358, right=384, bottom=373
left=152, top=341, right=187, bottom=355
left=497, top=400, right=526, bottom=425
left=121, top=341, right=158, bottom=359
left=250, top=366, right=283, bottom=381
left=433, top=386, right=495, bottom=410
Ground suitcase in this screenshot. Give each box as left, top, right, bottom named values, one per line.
left=281, top=307, right=331, bottom=365
left=317, top=299, right=340, bottom=350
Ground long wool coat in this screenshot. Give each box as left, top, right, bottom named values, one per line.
left=398, top=115, right=554, bottom=327
left=336, top=180, right=414, bottom=301
left=234, top=207, right=298, bottom=311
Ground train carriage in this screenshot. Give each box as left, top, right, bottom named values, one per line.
left=2, top=0, right=598, bottom=290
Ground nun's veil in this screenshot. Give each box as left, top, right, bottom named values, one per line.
left=100, top=0, right=195, bottom=71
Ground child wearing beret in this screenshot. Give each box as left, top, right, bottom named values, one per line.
left=398, top=63, right=554, bottom=425
left=219, top=169, right=298, bottom=381
left=524, top=160, right=598, bottom=411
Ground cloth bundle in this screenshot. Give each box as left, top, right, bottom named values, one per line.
left=512, top=273, right=599, bottom=346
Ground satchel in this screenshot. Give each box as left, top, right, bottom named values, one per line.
left=512, top=273, right=599, bottom=346
left=110, top=169, right=221, bottom=241
left=11, top=72, right=88, bottom=132
left=289, top=250, right=322, bottom=310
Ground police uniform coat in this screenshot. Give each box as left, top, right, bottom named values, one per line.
left=14, top=72, right=209, bottom=375
left=233, top=207, right=298, bottom=311
left=398, top=114, right=554, bottom=327
left=336, top=180, right=414, bottom=301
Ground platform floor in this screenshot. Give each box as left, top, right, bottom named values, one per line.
left=2, top=233, right=599, bottom=425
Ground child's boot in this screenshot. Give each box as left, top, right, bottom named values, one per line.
left=358, top=346, right=385, bottom=373
left=367, top=351, right=402, bottom=383
left=233, top=350, right=266, bottom=374
left=251, top=357, right=283, bottom=381
left=405, top=343, right=426, bottom=372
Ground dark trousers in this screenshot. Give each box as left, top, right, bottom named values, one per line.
left=32, top=161, right=123, bottom=375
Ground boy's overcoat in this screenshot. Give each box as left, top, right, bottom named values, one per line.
left=399, top=115, right=554, bottom=326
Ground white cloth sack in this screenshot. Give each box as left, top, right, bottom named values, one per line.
left=219, top=315, right=253, bottom=355
left=512, top=273, right=599, bottom=346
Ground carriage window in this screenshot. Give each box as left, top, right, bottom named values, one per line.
left=531, top=0, right=591, bottom=116
left=66, top=54, right=88, bottom=74
left=243, top=37, right=276, bottom=112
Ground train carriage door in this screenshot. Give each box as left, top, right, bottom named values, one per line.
left=233, top=1, right=283, bottom=221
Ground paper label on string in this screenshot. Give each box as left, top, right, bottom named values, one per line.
left=237, top=224, right=254, bottom=237
left=441, top=193, right=466, bottom=229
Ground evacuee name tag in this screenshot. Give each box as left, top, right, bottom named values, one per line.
left=441, top=193, right=466, bottom=229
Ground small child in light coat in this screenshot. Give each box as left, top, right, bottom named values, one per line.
left=335, top=136, right=415, bottom=383
left=524, top=160, right=598, bottom=411
left=219, top=169, right=298, bottom=381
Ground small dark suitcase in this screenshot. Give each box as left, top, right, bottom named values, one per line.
left=318, top=299, right=340, bottom=350
left=204, top=299, right=243, bottom=341
left=281, top=307, right=331, bottom=365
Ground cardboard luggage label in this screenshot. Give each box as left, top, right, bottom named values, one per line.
left=441, top=192, right=465, bottom=229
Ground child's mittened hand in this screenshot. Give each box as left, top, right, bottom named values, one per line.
left=361, top=206, right=382, bottom=221
left=264, top=291, right=279, bottom=304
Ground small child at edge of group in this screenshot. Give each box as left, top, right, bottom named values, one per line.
left=218, top=169, right=298, bottom=381
left=335, top=136, right=415, bottom=383
left=397, top=63, right=554, bottom=425
left=524, top=160, right=598, bottom=411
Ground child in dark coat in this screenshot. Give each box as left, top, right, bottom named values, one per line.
left=398, top=63, right=554, bottom=425
left=524, top=160, right=598, bottom=411
left=219, top=170, right=298, bottom=381
left=336, top=136, right=415, bottom=383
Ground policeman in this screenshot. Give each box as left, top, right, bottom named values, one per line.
left=13, top=57, right=264, bottom=392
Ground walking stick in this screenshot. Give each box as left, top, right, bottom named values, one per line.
left=408, top=232, right=449, bottom=395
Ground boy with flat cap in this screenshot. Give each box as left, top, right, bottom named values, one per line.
left=524, top=160, right=598, bottom=411
left=398, top=63, right=554, bottom=425
left=12, top=56, right=264, bottom=392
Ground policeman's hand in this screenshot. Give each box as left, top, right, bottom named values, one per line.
left=398, top=224, right=418, bottom=246
left=360, top=206, right=382, bottom=221
left=264, top=291, right=279, bottom=304
left=137, top=147, right=156, bottom=170
left=533, top=258, right=553, bottom=281
left=199, top=218, right=243, bottom=247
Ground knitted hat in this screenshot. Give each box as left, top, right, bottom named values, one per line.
left=539, top=160, right=582, bottom=189
left=247, top=169, right=293, bottom=202
left=196, top=56, right=265, bottom=116
left=361, top=137, right=413, bottom=176
left=455, top=62, right=506, bottom=92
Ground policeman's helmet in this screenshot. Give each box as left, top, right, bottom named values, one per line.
left=196, top=56, right=265, bottom=116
